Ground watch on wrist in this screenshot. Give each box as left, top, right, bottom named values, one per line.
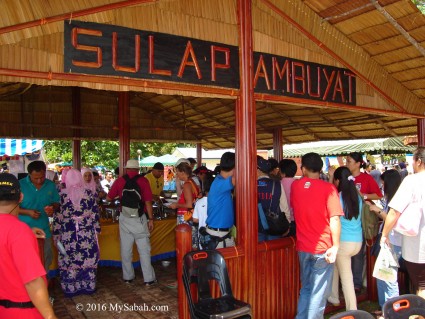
left=363, top=195, right=368, bottom=200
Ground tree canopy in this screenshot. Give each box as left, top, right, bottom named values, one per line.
left=43, top=140, right=191, bottom=171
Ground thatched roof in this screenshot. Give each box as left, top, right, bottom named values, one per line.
left=0, top=0, right=424, bottom=149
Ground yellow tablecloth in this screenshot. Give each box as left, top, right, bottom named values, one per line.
left=50, top=217, right=176, bottom=270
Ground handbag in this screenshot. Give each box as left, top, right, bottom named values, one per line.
left=394, top=201, right=423, bottom=236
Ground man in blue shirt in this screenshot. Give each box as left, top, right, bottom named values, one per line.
left=206, top=152, right=236, bottom=248
left=19, top=161, right=60, bottom=272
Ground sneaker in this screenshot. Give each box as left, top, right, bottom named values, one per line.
left=124, top=279, right=133, bottom=284
left=144, top=280, right=157, bottom=287
left=327, top=296, right=340, bottom=306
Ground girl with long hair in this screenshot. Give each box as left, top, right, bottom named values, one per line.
left=328, top=166, right=363, bottom=310
left=368, top=169, right=402, bottom=317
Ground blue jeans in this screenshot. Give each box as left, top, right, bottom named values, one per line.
left=296, top=251, right=335, bottom=319
left=258, top=232, right=280, bottom=242
left=377, top=245, right=402, bottom=308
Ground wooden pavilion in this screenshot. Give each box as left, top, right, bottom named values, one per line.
left=1, top=0, right=425, bottom=318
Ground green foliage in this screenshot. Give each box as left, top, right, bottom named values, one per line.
left=44, top=140, right=192, bottom=171
left=412, top=0, right=425, bottom=13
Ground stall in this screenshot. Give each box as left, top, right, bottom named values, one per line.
left=49, top=216, right=176, bottom=275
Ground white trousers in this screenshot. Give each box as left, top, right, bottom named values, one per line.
left=119, top=215, right=156, bottom=282
left=330, top=241, right=362, bottom=310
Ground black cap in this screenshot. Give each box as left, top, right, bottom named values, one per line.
left=153, top=162, right=164, bottom=170
left=257, top=157, right=271, bottom=173
left=0, top=173, right=21, bottom=200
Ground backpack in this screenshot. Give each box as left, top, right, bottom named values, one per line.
left=121, top=174, right=145, bottom=218
left=258, top=179, right=290, bottom=236
left=360, top=196, right=379, bottom=241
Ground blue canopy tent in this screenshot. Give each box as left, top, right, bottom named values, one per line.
left=0, top=139, right=44, bottom=156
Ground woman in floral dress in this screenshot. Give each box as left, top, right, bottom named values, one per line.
left=53, top=168, right=101, bottom=297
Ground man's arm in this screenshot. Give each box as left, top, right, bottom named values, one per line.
left=380, top=208, right=400, bottom=245
left=25, top=277, right=57, bottom=319
left=19, top=208, right=41, bottom=219
left=145, top=201, right=154, bottom=231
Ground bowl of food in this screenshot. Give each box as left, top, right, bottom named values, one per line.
left=161, top=260, right=171, bottom=267
left=163, top=191, right=173, bottom=199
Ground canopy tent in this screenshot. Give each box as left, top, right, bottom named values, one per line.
left=139, top=154, right=179, bottom=167
left=282, top=137, right=416, bottom=158
left=0, top=139, right=44, bottom=156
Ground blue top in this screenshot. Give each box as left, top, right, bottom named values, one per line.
left=19, top=176, right=60, bottom=238
left=206, top=175, right=234, bottom=228
left=339, top=193, right=362, bottom=243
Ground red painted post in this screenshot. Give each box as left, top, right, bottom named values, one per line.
left=176, top=223, right=192, bottom=319
left=418, top=118, right=425, bottom=147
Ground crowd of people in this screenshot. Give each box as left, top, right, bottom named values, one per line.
left=1, top=147, right=424, bottom=318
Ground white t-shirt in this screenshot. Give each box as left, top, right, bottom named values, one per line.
left=389, top=171, right=425, bottom=263
left=193, top=196, right=208, bottom=235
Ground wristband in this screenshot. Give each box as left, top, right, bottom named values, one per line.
left=363, top=195, right=368, bottom=200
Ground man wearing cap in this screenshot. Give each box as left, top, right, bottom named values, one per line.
left=0, top=173, right=57, bottom=319
left=144, top=162, right=165, bottom=200
left=257, top=156, right=290, bottom=242
left=18, top=160, right=60, bottom=272
left=106, top=159, right=157, bottom=286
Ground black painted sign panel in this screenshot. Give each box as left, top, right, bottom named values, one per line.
left=64, top=21, right=356, bottom=105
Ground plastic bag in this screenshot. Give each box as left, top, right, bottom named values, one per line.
left=373, top=243, right=399, bottom=283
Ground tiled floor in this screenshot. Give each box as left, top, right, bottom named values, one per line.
left=52, top=260, right=179, bottom=319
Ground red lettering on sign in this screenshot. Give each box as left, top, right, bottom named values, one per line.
left=344, top=71, right=356, bottom=103
left=211, top=45, right=230, bottom=82
left=177, top=41, right=202, bottom=79
left=322, top=69, right=336, bottom=101
left=254, top=55, right=271, bottom=90
left=332, top=71, right=345, bottom=102
left=71, top=28, right=102, bottom=68
left=112, top=32, right=140, bottom=73
left=307, top=65, right=321, bottom=98
left=272, top=58, right=290, bottom=92
left=149, top=35, right=171, bottom=76
left=292, top=62, right=306, bottom=95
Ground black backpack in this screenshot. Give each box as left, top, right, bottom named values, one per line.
left=121, top=174, right=145, bottom=218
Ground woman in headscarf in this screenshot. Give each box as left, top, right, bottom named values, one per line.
left=81, top=168, right=97, bottom=195
left=52, top=168, right=100, bottom=297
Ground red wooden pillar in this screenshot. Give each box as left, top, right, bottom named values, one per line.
left=72, top=87, right=81, bottom=170
left=236, top=0, right=258, bottom=308
left=176, top=224, right=192, bottom=319
left=196, top=143, right=202, bottom=167
left=118, top=92, right=130, bottom=176
left=418, top=119, right=425, bottom=147
left=273, top=127, right=283, bottom=161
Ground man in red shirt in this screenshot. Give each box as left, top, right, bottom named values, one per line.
left=291, top=153, right=343, bottom=319
left=0, top=173, right=57, bottom=319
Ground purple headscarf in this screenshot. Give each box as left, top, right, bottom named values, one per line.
left=63, top=168, right=86, bottom=208
left=81, top=167, right=97, bottom=194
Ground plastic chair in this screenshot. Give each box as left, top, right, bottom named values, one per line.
left=383, top=294, right=425, bottom=319
left=329, top=310, right=375, bottom=319
left=182, top=250, right=252, bottom=319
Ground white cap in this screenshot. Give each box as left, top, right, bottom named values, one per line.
left=175, top=158, right=190, bottom=166
left=124, top=159, right=140, bottom=169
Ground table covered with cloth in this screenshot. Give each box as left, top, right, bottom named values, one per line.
left=49, top=216, right=176, bottom=273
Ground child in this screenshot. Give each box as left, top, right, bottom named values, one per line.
left=193, top=176, right=213, bottom=249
